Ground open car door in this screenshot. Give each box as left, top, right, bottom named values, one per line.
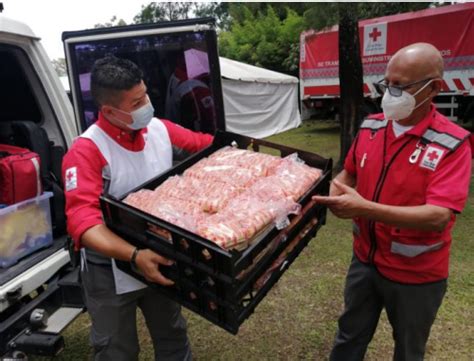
left=62, top=17, right=226, bottom=139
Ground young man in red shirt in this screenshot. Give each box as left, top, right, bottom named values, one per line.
left=63, top=56, right=213, bottom=360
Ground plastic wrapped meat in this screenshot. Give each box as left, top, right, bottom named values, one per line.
left=208, top=146, right=282, bottom=176
left=123, top=189, right=157, bottom=214
left=197, top=194, right=300, bottom=249
left=148, top=197, right=206, bottom=232
left=123, top=147, right=322, bottom=250
left=269, top=155, right=323, bottom=200
left=197, top=201, right=275, bottom=249
left=184, top=158, right=259, bottom=188
left=124, top=190, right=206, bottom=232
left=154, top=175, right=241, bottom=213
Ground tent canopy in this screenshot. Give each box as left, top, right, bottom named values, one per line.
left=219, top=57, right=299, bottom=84
left=219, top=57, right=301, bottom=138
left=60, top=57, right=301, bottom=139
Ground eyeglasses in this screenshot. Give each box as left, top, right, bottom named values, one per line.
left=373, top=78, right=434, bottom=97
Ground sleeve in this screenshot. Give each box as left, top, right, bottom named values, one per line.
left=426, top=140, right=472, bottom=213
left=343, top=134, right=359, bottom=177
left=160, top=119, right=213, bottom=153
left=62, top=138, right=107, bottom=249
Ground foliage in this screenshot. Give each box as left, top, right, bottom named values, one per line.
left=219, top=5, right=305, bottom=75
left=133, top=2, right=194, bottom=23
left=94, top=16, right=126, bottom=29
left=338, top=3, right=364, bottom=166
left=304, top=2, right=434, bottom=31
left=193, top=2, right=231, bottom=31
left=51, top=58, right=67, bottom=77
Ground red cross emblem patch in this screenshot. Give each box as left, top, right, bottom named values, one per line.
left=420, top=146, right=444, bottom=171
left=65, top=167, right=78, bottom=191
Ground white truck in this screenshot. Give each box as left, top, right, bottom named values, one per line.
left=0, top=14, right=84, bottom=359
left=0, top=11, right=228, bottom=358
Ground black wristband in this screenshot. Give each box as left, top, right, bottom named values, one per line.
left=130, top=247, right=140, bottom=267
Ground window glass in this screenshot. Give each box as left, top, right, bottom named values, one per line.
left=70, top=31, right=218, bottom=134
left=0, top=47, right=41, bottom=122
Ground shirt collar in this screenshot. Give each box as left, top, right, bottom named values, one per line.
left=404, top=104, right=437, bottom=137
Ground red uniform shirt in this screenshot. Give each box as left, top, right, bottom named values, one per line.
left=63, top=113, right=213, bottom=248
left=344, top=106, right=471, bottom=283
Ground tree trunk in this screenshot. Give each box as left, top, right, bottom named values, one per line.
left=338, top=3, right=364, bottom=169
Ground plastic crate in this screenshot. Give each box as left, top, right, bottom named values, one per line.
left=100, top=131, right=332, bottom=334
left=0, top=192, right=54, bottom=268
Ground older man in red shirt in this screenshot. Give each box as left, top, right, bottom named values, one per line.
left=314, top=43, right=472, bottom=361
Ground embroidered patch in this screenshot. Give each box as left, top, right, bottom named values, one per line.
left=65, top=167, right=78, bottom=191
left=419, top=146, right=444, bottom=171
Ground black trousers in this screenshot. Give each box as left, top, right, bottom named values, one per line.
left=81, top=262, right=192, bottom=361
left=330, top=256, right=447, bottom=361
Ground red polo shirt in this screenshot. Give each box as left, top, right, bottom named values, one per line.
left=62, top=113, right=213, bottom=248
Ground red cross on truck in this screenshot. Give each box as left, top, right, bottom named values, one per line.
left=369, top=27, right=382, bottom=42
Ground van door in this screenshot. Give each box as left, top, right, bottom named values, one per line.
left=62, top=17, right=225, bottom=136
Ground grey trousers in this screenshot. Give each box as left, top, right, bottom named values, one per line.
left=81, top=262, right=192, bottom=361
left=330, top=256, right=447, bottom=361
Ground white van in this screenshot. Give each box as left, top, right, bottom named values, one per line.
left=0, top=13, right=224, bottom=357
left=0, top=15, right=84, bottom=358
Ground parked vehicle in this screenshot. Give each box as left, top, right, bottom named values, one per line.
left=0, top=14, right=84, bottom=358
left=300, top=2, right=474, bottom=125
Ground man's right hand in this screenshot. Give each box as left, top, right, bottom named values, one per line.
left=135, top=249, right=175, bottom=286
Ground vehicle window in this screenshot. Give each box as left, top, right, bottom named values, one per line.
left=0, top=47, right=41, bottom=122
left=68, top=31, right=221, bottom=134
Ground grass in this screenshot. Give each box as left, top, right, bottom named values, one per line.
left=32, top=121, right=473, bottom=360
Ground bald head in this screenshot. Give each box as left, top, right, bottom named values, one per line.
left=387, top=43, right=444, bottom=82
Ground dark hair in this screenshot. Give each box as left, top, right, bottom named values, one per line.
left=90, top=56, right=143, bottom=107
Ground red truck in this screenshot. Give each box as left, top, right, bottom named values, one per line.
left=300, top=2, right=474, bottom=125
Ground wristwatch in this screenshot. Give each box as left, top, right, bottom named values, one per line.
left=130, top=247, right=140, bottom=273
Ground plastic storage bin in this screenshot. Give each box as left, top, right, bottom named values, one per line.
left=0, top=192, right=53, bottom=268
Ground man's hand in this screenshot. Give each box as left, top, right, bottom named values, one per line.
left=312, top=179, right=370, bottom=219
left=135, top=249, right=175, bottom=286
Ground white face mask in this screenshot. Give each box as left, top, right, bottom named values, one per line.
left=381, top=79, right=434, bottom=121
left=111, top=99, right=155, bottom=130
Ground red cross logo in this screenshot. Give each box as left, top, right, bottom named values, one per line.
left=369, top=28, right=382, bottom=42
left=66, top=170, right=74, bottom=182
left=427, top=150, right=440, bottom=162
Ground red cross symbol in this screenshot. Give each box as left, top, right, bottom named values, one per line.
left=369, top=28, right=382, bottom=42
left=66, top=170, right=74, bottom=182
left=427, top=150, right=440, bottom=162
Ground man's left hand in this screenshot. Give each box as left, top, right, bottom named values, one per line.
left=312, top=179, right=370, bottom=219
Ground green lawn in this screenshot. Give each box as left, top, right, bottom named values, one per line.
left=34, top=121, right=473, bottom=360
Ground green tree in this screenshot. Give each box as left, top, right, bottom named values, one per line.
left=219, top=5, right=305, bottom=75
left=94, top=16, right=127, bottom=29
left=51, top=58, right=67, bottom=77
left=133, top=2, right=193, bottom=23
left=338, top=3, right=364, bottom=167
left=304, top=2, right=434, bottom=31
left=193, top=2, right=231, bottom=31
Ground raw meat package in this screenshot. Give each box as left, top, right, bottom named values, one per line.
left=124, top=146, right=322, bottom=250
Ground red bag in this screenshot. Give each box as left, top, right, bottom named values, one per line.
left=0, top=144, right=42, bottom=205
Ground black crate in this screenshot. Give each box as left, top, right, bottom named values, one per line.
left=100, top=130, right=332, bottom=334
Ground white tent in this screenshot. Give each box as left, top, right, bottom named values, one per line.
left=219, top=57, right=301, bottom=138
left=60, top=57, right=301, bottom=138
